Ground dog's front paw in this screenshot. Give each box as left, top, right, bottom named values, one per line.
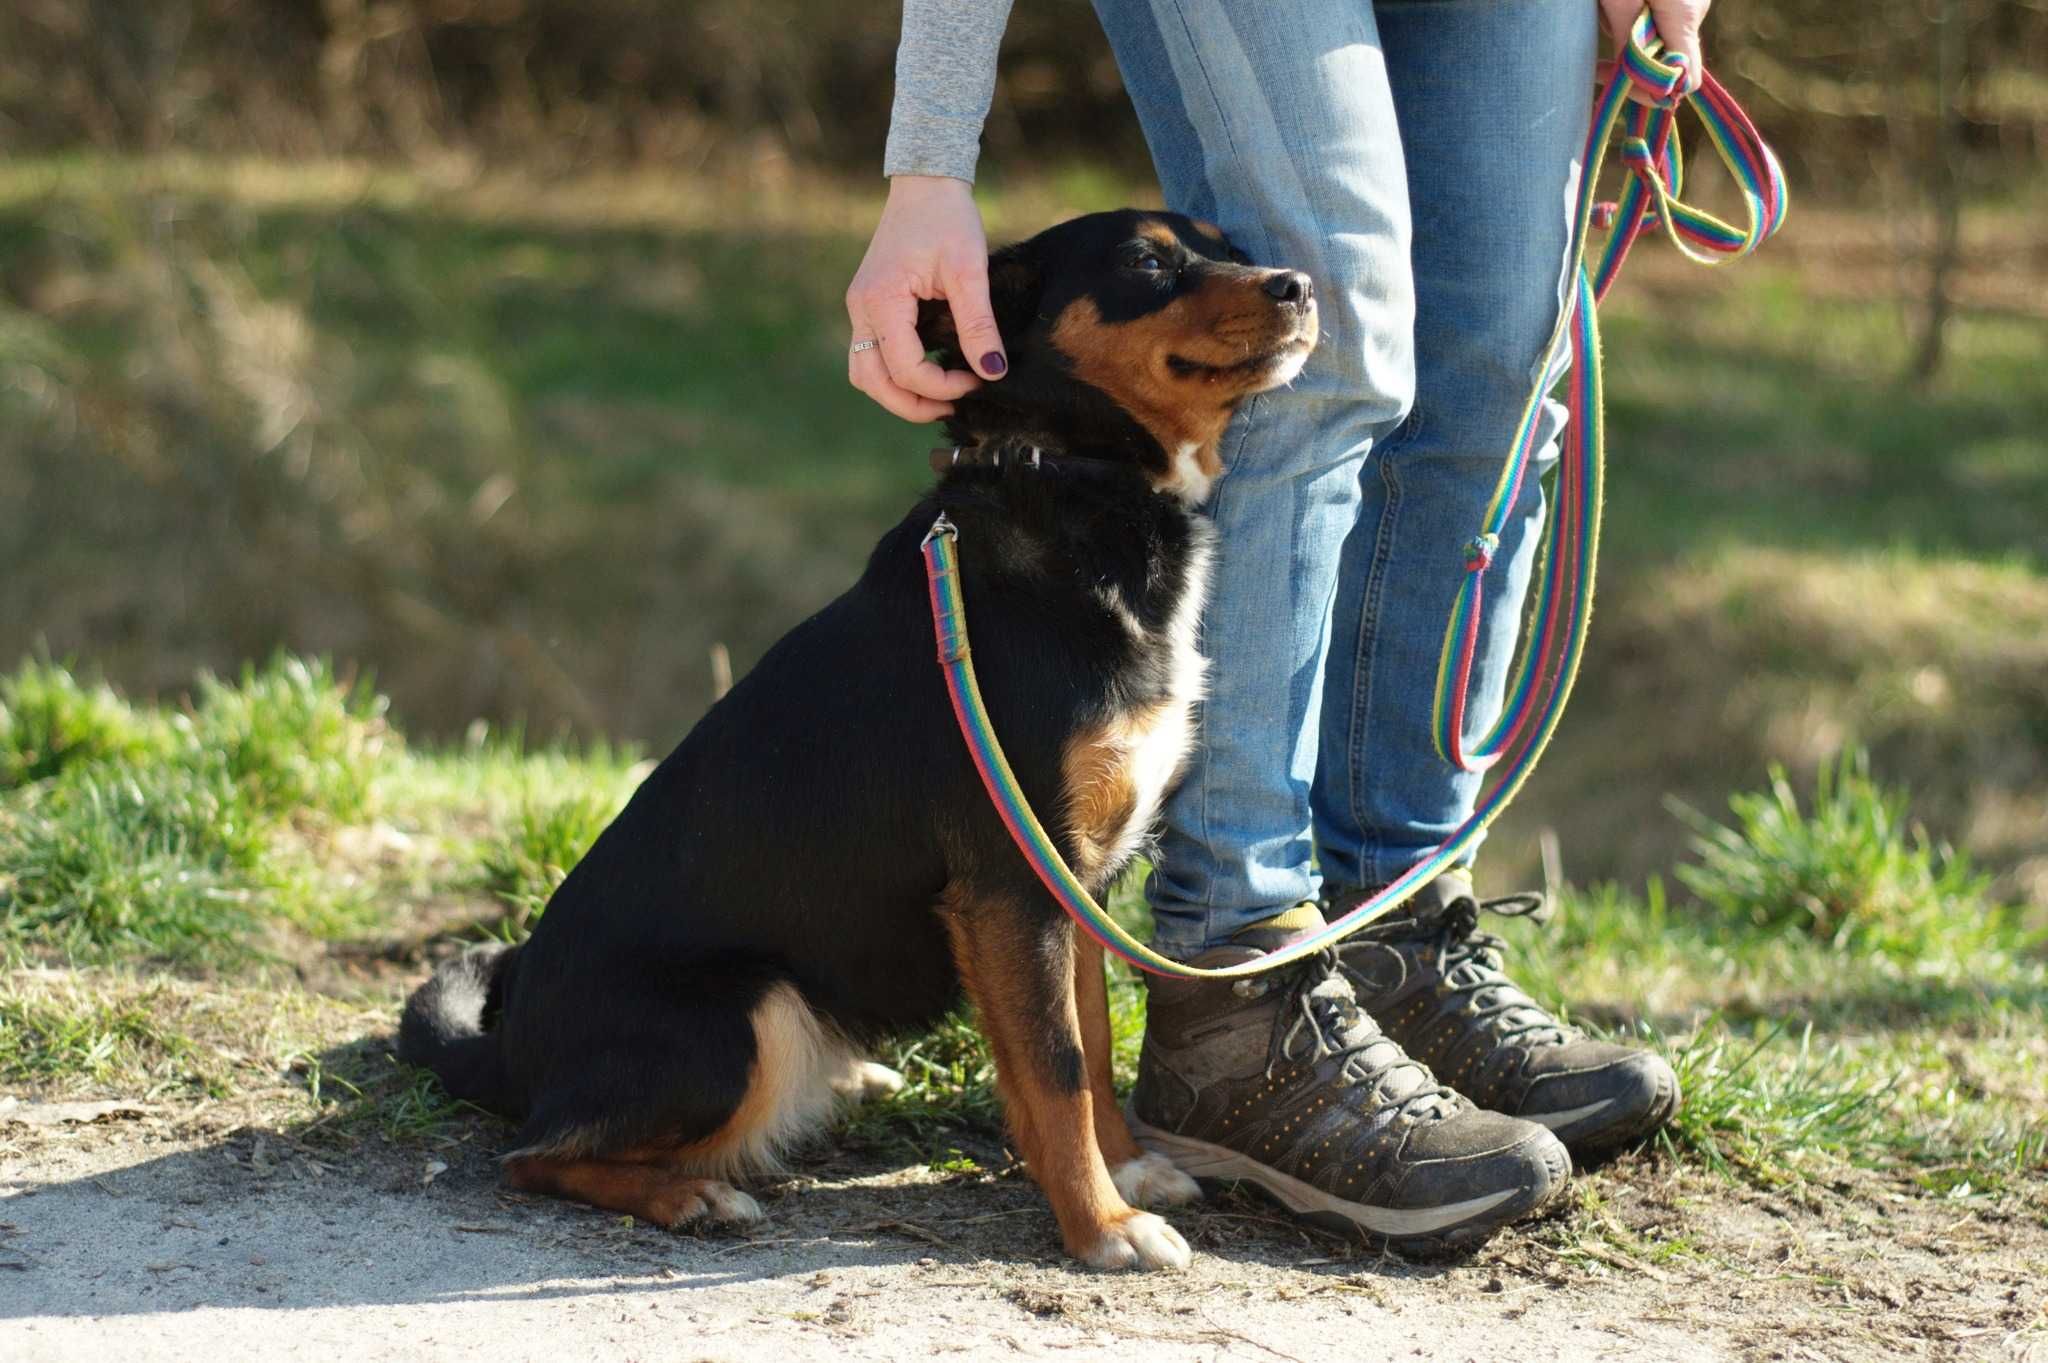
left=1076, top=1211, right=1191, bottom=1272
left=1111, top=1152, right=1203, bottom=1209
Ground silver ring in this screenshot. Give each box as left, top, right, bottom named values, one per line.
left=850, top=338, right=879, bottom=354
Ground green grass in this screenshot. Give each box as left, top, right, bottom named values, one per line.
left=5, top=159, right=2039, bottom=922
left=1597, top=285, right=2048, bottom=570
left=294, top=1043, right=488, bottom=1147
left=476, top=790, right=619, bottom=933
left=0, top=650, right=2040, bottom=1208
left=0, top=655, right=401, bottom=965
left=1659, top=1021, right=1898, bottom=1182
left=0, top=968, right=359, bottom=1104
left=0, top=658, right=170, bottom=789
left=0, top=984, right=209, bottom=1093
left=1672, top=749, right=2006, bottom=960
left=1483, top=864, right=2046, bottom=1193
left=0, top=966, right=470, bottom=1144
left=1, top=753, right=277, bottom=964
left=192, top=656, right=395, bottom=824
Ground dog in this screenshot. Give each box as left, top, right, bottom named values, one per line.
left=399, top=209, right=1318, bottom=1271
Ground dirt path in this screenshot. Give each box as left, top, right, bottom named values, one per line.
left=3, top=1101, right=2041, bottom=1363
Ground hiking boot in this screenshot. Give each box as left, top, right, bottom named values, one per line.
left=1328, top=871, right=1680, bottom=1158
left=1128, top=905, right=1571, bottom=1256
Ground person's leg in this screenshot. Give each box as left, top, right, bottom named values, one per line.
left=1096, top=2, right=1576, bottom=1242
left=1091, top=0, right=1416, bottom=957
left=1315, top=0, right=1681, bottom=1157
left=1312, top=0, right=1594, bottom=889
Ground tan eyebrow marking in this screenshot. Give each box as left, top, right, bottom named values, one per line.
left=1138, top=222, right=1183, bottom=250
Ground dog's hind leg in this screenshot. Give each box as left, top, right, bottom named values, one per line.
left=506, top=1149, right=763, bottom=1227
left=504, top=979, right=847, bottom=1229
left=943, top=886, right=1190, bottom=1271
left=1072, top=936, right=1201, bottom=1212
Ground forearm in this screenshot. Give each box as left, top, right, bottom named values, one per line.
left=882, top=0, right=1017, bottom=183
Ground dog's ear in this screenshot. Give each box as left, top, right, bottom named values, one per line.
left=915, top=242, right=1044, bottom=370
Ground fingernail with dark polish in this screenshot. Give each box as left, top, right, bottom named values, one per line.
left=981, top=352, right=1007, bottom=377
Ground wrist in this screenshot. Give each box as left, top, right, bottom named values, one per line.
left=888, top=173, right=974, bottom=202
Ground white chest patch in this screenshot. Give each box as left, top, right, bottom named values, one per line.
left=1072, top=526, right=1213, bottom=884
left=1164, top=441, right=1217, bottom=506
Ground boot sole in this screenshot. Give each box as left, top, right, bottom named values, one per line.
left=1128, top=1114, right=1571, bottom=1258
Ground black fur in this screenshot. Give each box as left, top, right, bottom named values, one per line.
left=398, top=941, right=517, bottom=1111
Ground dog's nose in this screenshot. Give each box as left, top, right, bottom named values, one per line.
left=1264, top=271, right=1313, bottom=304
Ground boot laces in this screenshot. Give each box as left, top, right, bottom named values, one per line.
left=1423, top=893, right=1575, bottom=1048
left=1272, top=951, right=1451, bottom=1120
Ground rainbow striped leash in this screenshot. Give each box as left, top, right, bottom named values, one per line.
left=921, top=10, right=1788, bottom=981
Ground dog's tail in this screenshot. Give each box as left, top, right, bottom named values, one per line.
left=398, top=941, right=519, bottom=1113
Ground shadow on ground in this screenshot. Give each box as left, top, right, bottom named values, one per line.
left=3, top=1033, right=1450, bottom=1326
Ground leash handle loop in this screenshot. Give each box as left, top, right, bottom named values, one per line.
left=1429, top=7, right=1788, bottom=775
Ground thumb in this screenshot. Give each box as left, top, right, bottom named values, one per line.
left=941, top=256, right=1008, bottom=380
left=1649, top=0, right=1706, bottom=92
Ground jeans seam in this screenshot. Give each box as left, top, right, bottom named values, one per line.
left=1161, top=0, right=1249, bottom=195
left=1152, top=0, right=1320, bottom=939
left=1218, top=392, right=1262, bottom=478
left=1375, top=404, right=1425, bottom=462
left=1349, top=449, right=1406, bottom=887
left=1176, top=401, right=1261, bottom=940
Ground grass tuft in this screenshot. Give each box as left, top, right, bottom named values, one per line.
left=475, top=791, right=616, bottom=932
left=0, top=654, right=397, bottom=965
left=296, top=1045, right=487, bottom=1146
left=0, top=658, right=167, bottom=790
left=0, top=974, right=246, bottom=1100
left=193, top=654, right=396, bottom=823
left=1670, top=748, right=2004, bottom=960
left=1659, top=1020, right=1897, bottom=1183
left=0, top=757, right=269, bottom=963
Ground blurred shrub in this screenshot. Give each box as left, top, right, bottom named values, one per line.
left=3, top=1, right=2039, bottom=195
left=0, top=660, right=168, bottom=790
left=1673, top=750, right=2001, bottom=958
left=0, top=0, right=1143, bottom=173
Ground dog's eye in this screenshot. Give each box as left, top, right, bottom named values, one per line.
left=1131, top=250, right=1167, bottom=273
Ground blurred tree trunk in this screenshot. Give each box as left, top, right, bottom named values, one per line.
left=87, top=0, right=192, bottom=152
left=1909, top=0, right=1969, bottom=385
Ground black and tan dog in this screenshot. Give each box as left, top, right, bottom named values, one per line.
left=399, top=210, right=1317, bottom=1271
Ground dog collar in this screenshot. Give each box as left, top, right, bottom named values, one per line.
left=928, top=443, right=1138, bottom=480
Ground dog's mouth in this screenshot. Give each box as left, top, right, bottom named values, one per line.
left=1165, top=316, right=1319, bottom=388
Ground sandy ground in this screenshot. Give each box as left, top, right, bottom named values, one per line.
left=2, top=1098, right=2042, bottom=1363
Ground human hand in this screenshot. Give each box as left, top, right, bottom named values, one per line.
left=1599, top=0, right=1708, bottom=98
left=845, top=175, right=1007, bottom=423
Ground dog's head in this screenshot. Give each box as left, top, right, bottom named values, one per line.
left=918, top=209, right=1318, bottom=502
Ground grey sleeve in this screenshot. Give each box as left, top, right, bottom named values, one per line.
left=882, top=0, right=1018, bottom=183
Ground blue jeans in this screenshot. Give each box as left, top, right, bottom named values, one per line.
left=1092, top=0, right=1596, bottom=956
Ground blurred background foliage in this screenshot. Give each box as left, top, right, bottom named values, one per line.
left=3, top=1, right=2046, bottom=188
left=0, top=0, right=2042, bottom=909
